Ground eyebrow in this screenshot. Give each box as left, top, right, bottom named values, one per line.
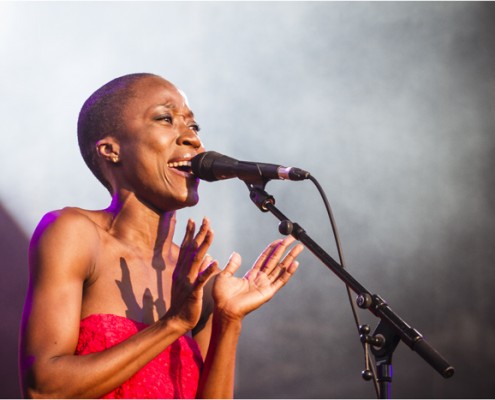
left=160, top=102, right=195, bottom=119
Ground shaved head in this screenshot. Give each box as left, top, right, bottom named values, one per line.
left=77, top=73, right=160, bottom=192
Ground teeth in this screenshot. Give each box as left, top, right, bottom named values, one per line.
left=167, top=160, right=192, bottom=168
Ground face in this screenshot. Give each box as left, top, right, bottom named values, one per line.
left=115, top=76, right=205, bottom=211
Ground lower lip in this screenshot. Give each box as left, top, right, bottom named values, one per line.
left=168, top=167, right=197, bottom=180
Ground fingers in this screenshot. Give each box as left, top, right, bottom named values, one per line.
left=175, top=218, right=214, bottom=281
left=176, top=219, right=196, bottom=267
left=251, top=236, right=296, bottom=276
left=267, top=242, right=304, bottom=279
left=244, top=236, right=303, bottom=288
left=268, top=244, right=303, bottom=290
left=249, top=238, right=284, bottom=274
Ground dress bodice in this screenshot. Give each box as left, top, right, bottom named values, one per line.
left=75, top=314, right=203, bottom=399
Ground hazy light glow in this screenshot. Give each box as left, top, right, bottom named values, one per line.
left=1, top=2, right=494, bottom=398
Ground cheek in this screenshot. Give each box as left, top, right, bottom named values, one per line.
left=124, top=127, right=171, bottom=156
left=124, top=137, right=169, bottom=177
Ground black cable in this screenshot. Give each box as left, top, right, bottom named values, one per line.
left=308, top=175, right=380, bottom=398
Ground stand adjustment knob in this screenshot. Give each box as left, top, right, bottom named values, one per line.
left=359, top=325, right=371, bottom=335
left=361, top=369, right=374, bottom=381
left=356, top=293, right=373, bottom=309
left=278, top=220, right=293, bottom=235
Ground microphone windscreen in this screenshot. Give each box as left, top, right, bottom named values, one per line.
left=191, top=151, right=224, bottom=181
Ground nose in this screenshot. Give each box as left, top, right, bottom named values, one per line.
left=177, top=125, right=203, bottom=150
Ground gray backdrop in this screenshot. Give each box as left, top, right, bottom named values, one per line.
left=1, top=2, right=494, bottom=398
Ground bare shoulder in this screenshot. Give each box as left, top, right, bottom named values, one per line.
left=33, top=207, right=102, bottom=238
left=30, top=207, right=104, bottom=280
left=32, top=207, right=101, bottom=245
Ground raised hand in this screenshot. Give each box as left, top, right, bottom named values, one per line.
left=165, top=218, right=218, bottom=331
left=212, top=236, right=304, bottom=321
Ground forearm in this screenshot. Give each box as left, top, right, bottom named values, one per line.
left=22, top=316, right=187, bottom=399
left=196, top=312, right=242, bottom=399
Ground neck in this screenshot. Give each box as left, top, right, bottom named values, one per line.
left=105, top=190, right=177, bottom=254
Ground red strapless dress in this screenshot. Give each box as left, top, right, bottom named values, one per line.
left=75, top=314, right=203, bottom=399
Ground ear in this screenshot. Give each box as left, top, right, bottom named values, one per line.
left=96, top=137, right=121, bottom=164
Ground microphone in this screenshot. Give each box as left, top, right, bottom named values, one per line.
left=190, top=151, right=310, bottom=183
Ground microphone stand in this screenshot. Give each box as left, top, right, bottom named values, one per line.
left=246, top=182, right=454, bottom=399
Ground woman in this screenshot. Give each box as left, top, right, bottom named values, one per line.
left=19, top=73, right=304, bottom=398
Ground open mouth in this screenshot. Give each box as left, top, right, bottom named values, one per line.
left=167, top=160, right=193, bottom=175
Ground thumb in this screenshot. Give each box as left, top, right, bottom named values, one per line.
left=195, top=261, right=219, bottom=287
left=223, top=252, right=242, bottom=277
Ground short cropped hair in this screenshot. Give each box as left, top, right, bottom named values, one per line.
left=77, top=73, right=158, bottom=193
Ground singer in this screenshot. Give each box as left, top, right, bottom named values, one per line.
left=19, top=73, right=304, bottom=399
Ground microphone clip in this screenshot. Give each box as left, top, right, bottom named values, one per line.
left=246, top=182, right=275, bottom=212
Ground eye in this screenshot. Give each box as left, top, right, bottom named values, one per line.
left=155, top=114, right=173, bottom=124
left=189, top=123, right=201, bottom=134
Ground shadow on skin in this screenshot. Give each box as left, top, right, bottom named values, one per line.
left=115, top=257, right=168, bottom=325
left=115, top=214, right=174, bottom=324
left=115, top=258, right=149, bottom=322
left=151, top=213, right=176, bottom=318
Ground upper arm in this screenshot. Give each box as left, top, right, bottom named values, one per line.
left=19, top=209, right=98, bottom=390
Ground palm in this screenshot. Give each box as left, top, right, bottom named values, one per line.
left=213, top=270, right=274, bottom=316
left=212, top=237, right=304, bottom=320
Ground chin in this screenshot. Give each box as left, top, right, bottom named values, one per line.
left=184, top=192, right=200, bottom=208
left=184, top=181, right=201, bottom=207
left=166, top=190, right=200, bottom=212
left=141, top=188, right=198, bottom=213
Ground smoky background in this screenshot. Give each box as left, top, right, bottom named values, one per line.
left=1, top=2, right=494, bottom=398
